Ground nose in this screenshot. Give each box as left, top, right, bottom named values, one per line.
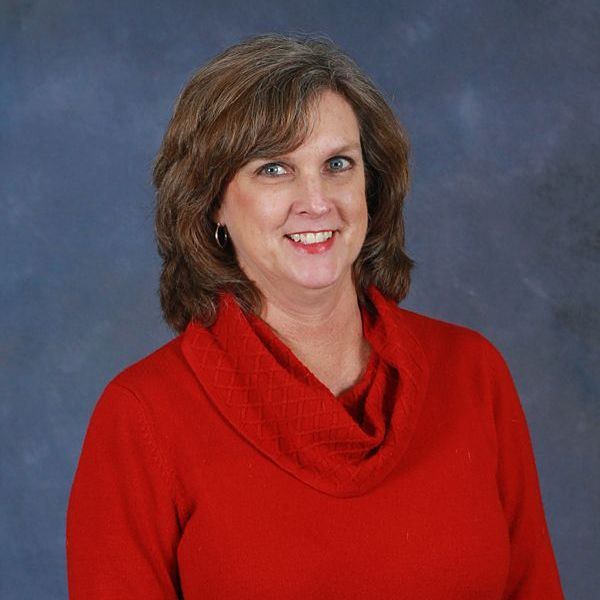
left=293, top=174, right=332, bottom=217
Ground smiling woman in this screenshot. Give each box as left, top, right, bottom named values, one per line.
left=66, top=34, right=565, bottom=599
left=150, top=34, right=412, bottom=335
left=217, top=91, right=368, bottom=309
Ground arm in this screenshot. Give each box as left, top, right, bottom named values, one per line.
left=483, top=341, right=565, bottom=599
left=66, top=382, right=182, bottom=599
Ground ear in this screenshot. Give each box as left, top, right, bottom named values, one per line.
left=211, top=199, right=225, bottom=225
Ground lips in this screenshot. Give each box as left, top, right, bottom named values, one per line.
left=284, top=230, right=336, bottom=254
left=285, top=230, right=334, bottom=245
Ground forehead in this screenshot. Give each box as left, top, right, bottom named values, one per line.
left=253, top=90, right=361, bottom=160
left=304, top=90, right=361, bottom=143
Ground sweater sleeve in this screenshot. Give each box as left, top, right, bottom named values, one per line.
left=482, top=340, right=564, bottom=599
left=66, top=381, right=182, bottom=599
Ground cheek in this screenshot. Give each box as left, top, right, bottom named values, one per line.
left=249, top=198, right=293, bottom=240
left=346, top=175, right=367, bottom=214
left=351, top=194, right=369, bottom=247
left=222, top=198, right=262, bottom=232
left=225, top=196, right=288, bottom=251
left=348, top=189, right=368, bottom=224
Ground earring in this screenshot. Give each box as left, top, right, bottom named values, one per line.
left=215, top=222, right=228, bottom=248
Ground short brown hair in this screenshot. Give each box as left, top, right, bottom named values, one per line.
left=153, top=33, right=414, bottom=333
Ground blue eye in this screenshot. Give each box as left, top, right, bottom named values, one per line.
left=260, top=163, right=286, bottom=176
left=328, top=157, right=351, bottom=171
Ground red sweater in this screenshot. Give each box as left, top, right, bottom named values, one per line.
left=66, top=286, right=564, bottom=599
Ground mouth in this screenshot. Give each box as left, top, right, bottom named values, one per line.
left=284, top=230, right=335, bottom=245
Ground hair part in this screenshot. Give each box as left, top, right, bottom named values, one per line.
left=153, top=33, right=414, bottom=333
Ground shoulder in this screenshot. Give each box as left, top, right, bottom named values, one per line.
left=393, top=302, right=502, bottom=365
left=390, top=302, right=516, bottom=401
left=108, top=334, right=189, bottom=393
left=94, top=331, right=204, bottom=424
left=392, top=304, right=518, bottom=411
left=367, top=286, right=509, bottom=376
left=82, top=331, right=210, bottom=462
left=390, top=304, right=522, bottom=451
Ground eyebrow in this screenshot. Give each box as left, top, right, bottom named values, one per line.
left=247, top=142, right=362, bottom=164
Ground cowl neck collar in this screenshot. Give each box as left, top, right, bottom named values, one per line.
left=181, top=286, right=430, bottom=497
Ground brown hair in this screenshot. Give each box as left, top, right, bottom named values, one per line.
left=153, top=33, right=414, bottom=333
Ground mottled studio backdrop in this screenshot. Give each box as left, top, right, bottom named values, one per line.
left=1, top=1, right=598, bottom=598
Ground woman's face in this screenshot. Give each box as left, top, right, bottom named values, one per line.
left=217, top=90, right=368, bottom=300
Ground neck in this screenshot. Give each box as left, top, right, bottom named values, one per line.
left=258, top=279, right=370, bottom=396
left=260, top=278, right=358, bottom=337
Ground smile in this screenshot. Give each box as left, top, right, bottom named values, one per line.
left=285, top=231, right=334, bottom=245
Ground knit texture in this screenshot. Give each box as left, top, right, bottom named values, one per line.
left=66, top=286, right=564, bottom=599
left=181, top=286, right=429, bottom=497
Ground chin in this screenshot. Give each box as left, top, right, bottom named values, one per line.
left=286, top=265, right=349, bottom=291
left=291, top=279, right=337, bottom=291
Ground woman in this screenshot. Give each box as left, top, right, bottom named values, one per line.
left=66, top=34, right=564, bottom=598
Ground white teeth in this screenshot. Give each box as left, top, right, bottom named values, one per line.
left=288, top=231, right=333, bottom=245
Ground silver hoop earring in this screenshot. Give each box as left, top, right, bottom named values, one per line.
left=215, top=222, right=228, bottom=248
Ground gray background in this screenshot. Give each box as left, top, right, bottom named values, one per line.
left=2, top=0, right=598, bottom=598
